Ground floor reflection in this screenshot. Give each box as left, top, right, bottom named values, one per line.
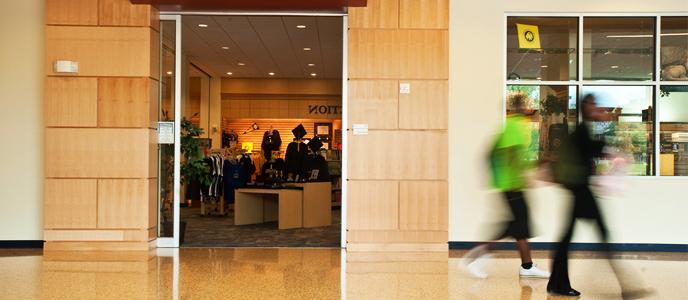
left=0, top=248, right=685, bottom=299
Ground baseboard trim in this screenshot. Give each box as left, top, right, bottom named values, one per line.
left=0, top=240, right=44, bottom=248
left=449, top=241, right=688, bottom=252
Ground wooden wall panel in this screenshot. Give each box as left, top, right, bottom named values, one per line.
left=348, top=29, right=400, bottom=79
left=398, top=30, right=448, bottom=79
left=45, top=26, right=153, bottom=77
left=43, top=229, right=149, bottom=241
left=221, top=79, right=341, bottom=95
left=222, top=99, right=342, bottom=120
left=348, top=0, right=398, bottom=29
left=398, top=80, right=448, bottom=129
left=97, top=179, right=151, bottom=229
left=46, top=0, right=98, bottom=26
left=98, top=78, right=157, bottom=128
left=149, top=29, right=160, bottom=81
left=99, top=0, right=153, bottom=27
left=44, top=179, right=97, bottom=229
left=348, top=181, right=399, bottom=230
left=45, top=128, right=154, bottom=178
left=45, top=77, right=98, bottom=127
left=348, top=131, right=448, bottom=180
left=348, top=230, right=447, bottom=243
left=148, top=179, right=157, bottom=229
left=399, top=0, right=449, bottom=29
left=348, top=80, right=398, bottom=129
left=399, top=181, right=447, bottom=231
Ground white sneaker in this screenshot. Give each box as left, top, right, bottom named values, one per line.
left=519, top=264, right=550, bottom=278
left=466, top=259, right=488, bottom=279
left=461, top=247, right=492, bottom=279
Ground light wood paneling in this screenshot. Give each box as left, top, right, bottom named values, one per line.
left=222, top=99, right=341, bottom=120
left=44, top=229, right=149, bottom=241
left=221, top=79, right=341, bottom=95
left=46, top=0, right=98, bottom=26
left=348, top=29, right=400, bottom=79
left=44, top=241, right=155, bottom=251
left=97, top=179, right=151, bottom=229
left=348, top=230, right=447, bottom=243
left=149, top=28, right=160, bottom=81
left=398, top=30, right=448, bottom=79
left=399, top=0, right=449, bottom=29
left=348, top=80, right=398, bottom=129
left=348, top=181, right=398, bottom=230
left=99, top=0, right=152, bottom=27
left=46, top=26, right=154, bottom=77
left=398, top=80, right=448, bottom=129
left=348, top=131, right=448, bottom=180
left=45, top=128, right=155, bottom=178
left=44, top=179, right=97, bottom=229
left=98, top=78, right=157, bottom=128
left=347, top=243, right=448, bottom=252
left=148, top=179, right=157, bottom=229
left=45, top=77, right=98, bottom=127
left=399, top=181, right=447, bottom=230
left=348, top=0, right=399, bottom=29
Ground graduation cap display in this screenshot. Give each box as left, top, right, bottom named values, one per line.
left=308, top=136, right=323, bottom=152
left=292, top=124, right=307, bottom=140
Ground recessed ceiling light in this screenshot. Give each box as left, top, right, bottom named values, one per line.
left=310, top=73, right=317, bottom=77
left=611, top=65, right=619, bottom=69
left=296, top=25, right=307, bottom=29
left=303, top=47, right=311, bottom=51
left=221, top=46, right=229, bottom=50
left=166, top=71, right=173, bottom=75
left=268, top=72, right=275, bottom=76
left=536, top=77, right=542, bottom=80
left=237, top=62, right=245, bottom=66
left=198, top=24, right=208, bottom=28
left=540, top=65, right=548, bottom=68
left=226, top=72, right=233, bottom=75
left=308, top=63, right=315, bottom=67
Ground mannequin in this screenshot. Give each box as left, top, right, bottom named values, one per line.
left=285, top=124, right=308, bottom=181
left=304, top=136, right=330, bottom=182
left=261, top=126, right=282, bottom=160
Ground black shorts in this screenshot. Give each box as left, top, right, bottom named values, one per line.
left=500, top=190, right=532, bottom=240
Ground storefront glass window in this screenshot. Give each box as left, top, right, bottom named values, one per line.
left=506, top=17, right=578, bottom=81
left=583, top=17, right=655, bottom=81
left=582, top=86, right=655, bottom=176
left=659, top=86, right=688, bottom=176
left=660, top=17, right=688, bottom=81
left=506, top=85, right=578, bottom=161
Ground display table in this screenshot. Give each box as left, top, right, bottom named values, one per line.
left=234, top=188, right=303, bottom=229
left=291, top=182, right=332, bottom=228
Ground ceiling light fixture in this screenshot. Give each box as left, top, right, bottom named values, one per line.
left=296, top=25, right=307, bottom=29
left=303, top=47, right=311, bottom=51
left=308, top=63, right=315, bottom=67
left=310, top=73, right=317, bottom=77
left=221, top=46, right=229, bottom=50
left=540, top=65, right=548, bottom=68
left=606, top=34, right=652, bottom=38
left=226, top=72, right=233, bottom=75
left=268, top=72, right=275, bottom=76
left=237, top=62, right=245, bottom=66
left=536, top=77, right=542, bottom=80
left=611, top=65, right=619, bottom=69
left=166, top=71, right=173, bottom=75
left=198, top=24, right=208, bottom=28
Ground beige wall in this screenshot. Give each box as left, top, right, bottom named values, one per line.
left=450, top=0, right=688, bottom=244
left=0, top=0, right=44, bottom=240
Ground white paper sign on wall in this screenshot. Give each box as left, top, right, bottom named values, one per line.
left=54, top=60, right=79, bottom=73
left=352, top=124, right=369, bottom=135
left=399, top=82, right=411, bottom=94
left=158, top=121, right=175, bottom=144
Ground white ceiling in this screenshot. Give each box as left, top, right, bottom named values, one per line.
left=173, top=16, right=343, bottom=79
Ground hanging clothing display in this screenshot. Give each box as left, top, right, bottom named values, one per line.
left=285, top=124, right=308, bottom=179
left=223, top=159, right=246, bottom=205
left=261, top=129, right=282, bottom=160
left=204, top=154, right=224, bottom=198
left=222, top=130, right=239, bottom=148
left=239, top=154, right=256, bottom=178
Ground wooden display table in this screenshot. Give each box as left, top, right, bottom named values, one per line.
left=292, top=182, right=332, bottom=228
left=234, top=188, right=303, bottom=229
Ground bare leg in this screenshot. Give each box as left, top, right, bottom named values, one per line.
left=516, top=239, right=532, bottom=264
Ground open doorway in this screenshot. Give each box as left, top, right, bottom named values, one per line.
left=160, top=15, right=344, bottom=247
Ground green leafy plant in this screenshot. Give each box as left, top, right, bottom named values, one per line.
left=541, top=94, right=567, bottom=116
left=181, top=117, right=211, bottom=187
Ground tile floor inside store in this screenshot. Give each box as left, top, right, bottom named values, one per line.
left=180, top=207, right=341, bottom=247
left=0, top=248, right=686, bottom=299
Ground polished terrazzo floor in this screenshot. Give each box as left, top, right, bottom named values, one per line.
left=0, top=248, right=686, bottom=299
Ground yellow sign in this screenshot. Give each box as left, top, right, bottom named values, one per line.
left=241, top=142, right=253, bottom=153
left=516, top=23, right=541, bottom=49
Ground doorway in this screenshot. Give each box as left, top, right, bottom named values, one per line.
left=156, top=14, right=347, bottom=248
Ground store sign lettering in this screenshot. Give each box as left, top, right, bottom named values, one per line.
left=309, top=105, right=342, bottom=115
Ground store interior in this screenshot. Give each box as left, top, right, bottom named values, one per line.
left=159, top=15, right=343, bottom=247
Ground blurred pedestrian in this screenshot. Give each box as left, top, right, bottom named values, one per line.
left=548, top=94, right=652, bottom=298
left=462, top=94, right=550, bottom=279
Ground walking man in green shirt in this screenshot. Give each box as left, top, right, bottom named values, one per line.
left=462, top=94, right=550, bottom=279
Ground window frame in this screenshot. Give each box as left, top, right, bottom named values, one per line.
left=504, top=12, right=688, bottom=177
